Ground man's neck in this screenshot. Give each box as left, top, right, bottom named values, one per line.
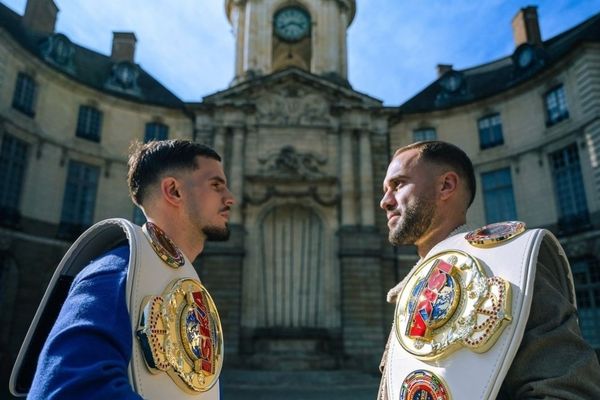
left=415, top=219, right=467, bottom=259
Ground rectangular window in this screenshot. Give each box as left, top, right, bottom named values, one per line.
left=132, top=206, right=146, bottom=226
left=545, top=85, right=569, bottom=126
left=12, top=72, right=37, bottom=117
left=481, top=167, right=517, bottom=223
left=144, top=122, right=169, bottom=142
left=0, top=134, right=29, bottom=227
left=76, top=106, right=103, bottom=142
left=58, top=160, right=100, bottom=240
left=572, top=258, right=600, bottom=349
left=550, top=144, right=589, bottom=231
left=478, top=114, right=504, bottom=149
left=413, top=128, right=437, bottom=142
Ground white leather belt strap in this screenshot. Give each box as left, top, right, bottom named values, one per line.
left=385, top=228, right=560, bottom=400
left=125, top=221, right=220, bottom=399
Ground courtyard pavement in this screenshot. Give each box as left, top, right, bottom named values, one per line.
left=220, top=369, right=381, bottom=400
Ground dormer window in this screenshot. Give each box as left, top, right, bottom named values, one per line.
left=114, top=62, right=137, bottom=89
left=41, top=34, right=75, bottom=68
left=440, top=71, right=464, bottom=93
left=515, top=44, right=534, bottom=69
left=105, top=61, right=140, bottom=95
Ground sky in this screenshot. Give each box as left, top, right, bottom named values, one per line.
left=2, top=0, right=600, bottom=105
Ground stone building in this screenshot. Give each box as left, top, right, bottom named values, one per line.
left=0, top=0, right=599, bottom=397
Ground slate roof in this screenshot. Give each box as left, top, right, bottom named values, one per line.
left=0, top=3, right=184, bottom=108
left=399, top=11, right=600, bottom=113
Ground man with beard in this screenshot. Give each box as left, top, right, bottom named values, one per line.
left=13, top=140, right=234, bottom=399
left=378, top=141, right=600, bottom=399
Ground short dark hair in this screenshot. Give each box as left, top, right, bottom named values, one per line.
left=394, top=140, right=476, bottom=207
left=127, top=139, right=221, bottom=206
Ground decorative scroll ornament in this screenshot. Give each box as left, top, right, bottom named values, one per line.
left=143, top=222, right=185, bottom=269
left=395, top=250, right=512, bottom=360
left=400, top=370, right=451, bottom=400
left=137, top=278, right=223, bottom=393
left=465, top=221, right=526, bottom=248
left=259, top=146, right=326, bottom=179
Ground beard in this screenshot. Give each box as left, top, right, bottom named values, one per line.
left=388, top=196, right=436, bottom=246
left=203, top=223, right=231, bottom=241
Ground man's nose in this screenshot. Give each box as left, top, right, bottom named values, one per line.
left=380, top=190, right=396, bottom=211
left=224, top=188, right=236, bottom=206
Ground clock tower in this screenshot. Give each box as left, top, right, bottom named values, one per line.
left=225, top=0, right=355, bottom=84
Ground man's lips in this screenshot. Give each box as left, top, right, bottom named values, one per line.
left=387, top=213, right=400, bottom=222
left=219, top=207, right=231, bottom=219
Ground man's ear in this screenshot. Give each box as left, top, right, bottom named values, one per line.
left=439, top=171, right=459, bottom=201
left=160, top=177, right=182, bottom=207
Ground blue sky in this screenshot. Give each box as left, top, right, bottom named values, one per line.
left=2, top=0, right=600, bottom=105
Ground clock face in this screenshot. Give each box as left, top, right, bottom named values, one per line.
left=274, top=7, right=311, bottom=42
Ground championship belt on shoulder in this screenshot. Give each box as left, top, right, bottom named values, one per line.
left=128, top=221, right=222, bottom=399
left=384, top=221, right=575, bottom=400
left=9, top=219, right=222, bottom=399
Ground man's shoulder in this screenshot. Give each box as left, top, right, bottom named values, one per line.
left=77, top=244, right=130, bottom=281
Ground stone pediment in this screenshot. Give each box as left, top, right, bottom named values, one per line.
left=203, top=68, right=382, bottom=112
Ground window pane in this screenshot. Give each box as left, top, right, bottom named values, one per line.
left=58, top=160, right=99, bottom=239
left=481, top=167, right=517, bottom=223
left=545, top=85, right=569, bottom=125
left=550, top=143, right=589, bottom=230
left=478, top=114, right=504, bottom=149
left=12, top=73, right=36, bottom=116
left=144, top=122, right=169, bottom=142
left=0, top=134, right=29, bottom=226
left=413, top=128, right=436, bottom=142
left=132, top=206, right=146, bottom=225
left=574, top=258, right=600, bottom=348
left=76, top=105, right=102, bottom=142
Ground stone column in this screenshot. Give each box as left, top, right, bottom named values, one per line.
left=340, top=128, right=356, bottom=226
left=229, top=126, right=245, bottom=224
left=213, top=126, right=226, bottom=160
left=359, top=129, right=375, bottom=226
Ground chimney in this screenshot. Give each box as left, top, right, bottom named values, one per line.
left=23, top=0, right=59, bottom=35
left=437, top=64, right=453, bottom=77
left=111, top=32, right=137, bottom=62
left=512, top=6, right=542, bottom=47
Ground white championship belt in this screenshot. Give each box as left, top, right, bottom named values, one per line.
left=128, top=220, right=222, bottom=399
left=384, top=221, right=575, bottom=400
left=9, top=218, right=222, bottom=399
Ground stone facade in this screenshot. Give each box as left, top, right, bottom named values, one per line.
left=1, top=1, right=600, bottom=398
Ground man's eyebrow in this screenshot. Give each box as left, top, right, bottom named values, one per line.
left=209, top=176, right=227, bottom=184
left=382, top=175, right=406, bottom=193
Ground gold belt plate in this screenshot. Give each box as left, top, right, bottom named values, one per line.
left=395, top=250, right=512, bottom=360
left=137, top=278, right=223, bottom=392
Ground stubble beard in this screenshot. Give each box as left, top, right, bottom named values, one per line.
left=203, top=224, right=231, bottom=241
left=388, top=197, right=436, bottom=246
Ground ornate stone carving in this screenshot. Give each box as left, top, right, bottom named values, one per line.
left=259, top=146, right=326, bottom=179
left=256, top=88, right=330, bottom=126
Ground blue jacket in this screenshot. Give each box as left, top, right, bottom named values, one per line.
left=29, top=245, right=142, bottom=399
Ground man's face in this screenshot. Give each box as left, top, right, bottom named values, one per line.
left=380, top=149, right=438, bottom=246
left=180, top=156, right=235, bottom=241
